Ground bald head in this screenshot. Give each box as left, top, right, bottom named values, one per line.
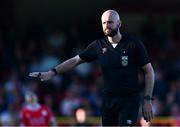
left=101, top=10, right=121, bottom=37
left=101, top=10, right=120, bottom=22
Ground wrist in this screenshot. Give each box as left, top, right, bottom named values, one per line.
left=144, top=95, right=154, bottom=101
left=50, top=68, right=58, bottom=76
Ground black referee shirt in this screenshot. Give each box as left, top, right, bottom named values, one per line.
left=79, top=35, right=150, bottom=96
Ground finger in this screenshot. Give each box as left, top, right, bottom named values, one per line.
left=144, top=111, right=148, bottom=122
left=146, top=112, right=150, bottom=122
left=37, top=72, right=41, bottom=78
left=142, top=108, right=146, bottom=121
left=151, top=110, right=154, bottom=119
left=149, top=110, right=153, bottom=121
left=29, top=72, right=39, bottom=77
left=148, top=110, right=153, bottom=122
left=147, top=111, right=153, bottom=122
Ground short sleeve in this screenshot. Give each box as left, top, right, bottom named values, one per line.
left=79, top=41, right=98, bottom=62
left=44, top=106, right=53, bottom=120
left=135, top=40, right=150, bottom=67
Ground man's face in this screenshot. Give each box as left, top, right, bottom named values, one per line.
left=101, top=13, right=120, bottom=37
left=25, top=93, right=38, bottom=104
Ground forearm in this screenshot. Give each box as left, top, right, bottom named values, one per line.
left=54, top=55, right=83, bottom=74
left=55, top=59, right=76, bottom=74
left=29, top=55, right=84, bottom=81
left=144, top=66, right=154, bottom=97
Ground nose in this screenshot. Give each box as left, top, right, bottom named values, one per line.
left=104, top=23, right=110, bottom=30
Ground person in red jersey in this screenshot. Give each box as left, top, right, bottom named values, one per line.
left=20, top=91, right=57, bottom=126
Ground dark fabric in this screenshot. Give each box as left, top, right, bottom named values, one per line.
left=79, top=35, right=149, bottom=126
left=101, top=93, right=141, bottom=126
left=79, top=41, right=98, bottom=62
left=79, top=35, right=150, bottom=96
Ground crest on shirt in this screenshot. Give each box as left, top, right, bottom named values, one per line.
left=121, top=56, right=128, bottom=66
left=102, top=48, right=107, bottom=54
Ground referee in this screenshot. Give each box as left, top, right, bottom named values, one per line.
left=29, top=10, right=155, bottom=126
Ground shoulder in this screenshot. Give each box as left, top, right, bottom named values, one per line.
left=41, top=105, right=51, bottom=111
left=91, top=38, right=106, bottom=44
left=123, top=34, right=141, bottom=43
left=87, top=38, right=106, bottom=48
left=21, top=107, right=28, bottom=113
left=123, top=34, right=144, bottom=48
left=41, top=105, right=53, bottom=115
left=41, top=105, right=48, bottom=109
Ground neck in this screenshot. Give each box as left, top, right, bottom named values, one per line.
left=26, top=103, right=40, bottom=110
left=107, top=32, right=122, bottom=43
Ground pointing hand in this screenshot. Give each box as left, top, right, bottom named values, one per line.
left=29, top=71, right=55, bottom=81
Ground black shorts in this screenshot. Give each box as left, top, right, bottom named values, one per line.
left=101, top=93, right=141, bottom=126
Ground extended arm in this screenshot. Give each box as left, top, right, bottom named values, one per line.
left=55, top=55, right=84, bottom=74
left=29, top=55, right=84, bottom=81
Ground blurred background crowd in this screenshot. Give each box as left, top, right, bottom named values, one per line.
left=0, top=0, right=180, bottom=126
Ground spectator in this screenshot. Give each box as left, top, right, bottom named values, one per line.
left=20, top=91, right=56, bottom=126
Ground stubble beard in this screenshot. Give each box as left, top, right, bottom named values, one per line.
left=104, top=27, right=119, bottom=37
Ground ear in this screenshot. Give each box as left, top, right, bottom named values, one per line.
left=118, top=20, right=122, bottom=28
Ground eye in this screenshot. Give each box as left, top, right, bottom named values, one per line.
left=102, top=21, right=114, bottom=25
left=107, top=21, right=113, bottom=24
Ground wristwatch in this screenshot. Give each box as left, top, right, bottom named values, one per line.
left=51, top=68, right=58, bottom=75
left=144, top=95, right=154, bottom=101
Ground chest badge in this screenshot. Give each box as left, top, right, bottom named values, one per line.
left=102, top=48, right=107, bottom=54
left=121, top=56, right=128, bottom=66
